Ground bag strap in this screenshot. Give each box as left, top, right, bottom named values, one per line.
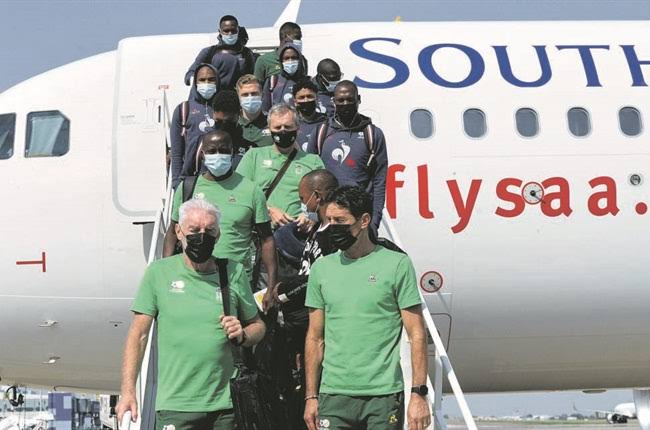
left=269, top=74, right=279, bottom=93
left=316, top=122, right=329, bottom=155
left=181, top=175, right=199, bottom=203
left=363, top=123, right=376, bottom=168
left=216, top=257, right=231, bottom=317
left=265, top=149, right=297, bottom=199
left=180, top=101, right=189, bottom=137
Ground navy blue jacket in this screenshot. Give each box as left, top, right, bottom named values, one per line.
left=261, top=43, right=309, bottom=113
left=306, top=114, right=388, bottom=229
left=170, top=64, right=219, bottom=188
left=297, top=112, right=327, bottom=152
left=185, top=36, right=255, bottom=90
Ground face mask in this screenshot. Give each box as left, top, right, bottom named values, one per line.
left=184, top=232, right=216, bottom=263
left=271, top=129, right=297, bottom=149
left=197, top=83, right=217, bottom=100
left=335, top=103, right=358, bottom=125
left=204, top=153, right=232, bottom=177
left=283, top=60, right=300, bottom=75
left=296, top=100, right=316, bottom=117
left=291, top=39, right=303, bottom=52
left=327, top=223, right=358, bottom=251
left=240, top=95, right=262, bottom=114
left=325, top=79, right=340, bottom=93
left=301, top=193, right=319, bottom=222
left=221, top=32, right=238, bottom=45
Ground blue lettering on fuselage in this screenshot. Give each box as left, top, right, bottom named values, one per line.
left=349, top=38, right=650, bottom=88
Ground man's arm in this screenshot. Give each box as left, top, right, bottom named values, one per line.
left=162, top=220, right=178, bottom=258
left=256, top=222, right=278, bottom=310
left=116, top=313, right=154, bottom=423
left=184, top=46, right=211, bottom=86
left=304, top=308, right=325, bottom=430
left=170, top=105, right=184, bottom=188
left=401, top=305, right=431, bottom=430
left=370, top=127, right=388, bottom=229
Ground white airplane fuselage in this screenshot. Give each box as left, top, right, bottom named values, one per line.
left=0, top=21, right=649, bottom=394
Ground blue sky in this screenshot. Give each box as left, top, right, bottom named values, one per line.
left=1, top=0, right=647, bottom=417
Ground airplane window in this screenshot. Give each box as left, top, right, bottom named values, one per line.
left=567, top=107, right=591, bottom=137
left=463, top=108, right=487, bottom=138
left=619, top=107, right=642, bottom=137
left=25, top=111, right=70, bottom=157
left=515, top=108, right=539, bottom=138
left=410, top=109, right=433, bottom=139
left=0, top=113, right=16, bottom=160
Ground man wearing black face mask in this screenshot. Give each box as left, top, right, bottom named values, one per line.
left=305, top=81, right=388, bottom=232
left=118, top=198, right=265, bottom=430
left=237, top=104, right=324, bottom=229
left=291, top=80, right=327, bottom=153
left=209, top=90, right=256, bottom=170
left=303, top=186, right=431, bottom=430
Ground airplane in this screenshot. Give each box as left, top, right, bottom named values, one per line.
left=575, top=401, right=637, bottom=424
left=0, top=0, right=649, bottom=428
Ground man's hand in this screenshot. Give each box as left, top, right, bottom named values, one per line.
left=220, top=315, right=243, bottom=343
left=407, top=394, right=431, bottom=430
left=304, top=398, right=319, bottom=430
left=268, top=206, right=294, bottom=227
left=262, top=284, right=281, bottom=312
left=296, top=214, right=315, bottom=233
left=116, top=392, right=138, bottom=424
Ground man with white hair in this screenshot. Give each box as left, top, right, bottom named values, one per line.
left=117, top=198, right=265, bottom=430
left=236, top=104, right=324, bottom=229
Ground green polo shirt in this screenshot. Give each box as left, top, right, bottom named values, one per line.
left=254, top=50, right=282, bottom=83
left=238, top=113, right=273, bottom=147
left=171, top=173, right=269, bottom=264
left=132, top=255, right=258, bottom=412
left=235, top=146, right=324, bottom=218
left=305, top=246, right=422, bottom=396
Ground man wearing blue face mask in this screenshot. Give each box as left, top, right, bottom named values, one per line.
left=171, top=63, right=220, bottom=188
left=163, top=130, right=278, bottom=293
left=254, top=22, right=307, bottom=84
left=311, top=59, right=343, bottom=118
left=236, top=74, right=273, bottom=148
left=185, top=15, right=255, bottom=90
left=261, top=43, right=309, bottom=114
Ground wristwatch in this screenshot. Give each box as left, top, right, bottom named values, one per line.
left=411, top=385, right=428, bottom=396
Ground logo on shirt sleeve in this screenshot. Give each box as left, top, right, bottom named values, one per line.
left=368, top=274, right=377, bottom=283
left=194, top=192, right=205, bottom=199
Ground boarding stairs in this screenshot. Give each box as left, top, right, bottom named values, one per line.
left=117, top=88, right=477, bottom=430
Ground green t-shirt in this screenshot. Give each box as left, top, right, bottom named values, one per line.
left=254, top=50, right=281, bottom=83
left=305, top=246, right=421, bottom=396
left=171, top=173, right=270, bottom=263
left=239, top=113, right=273, bottom=147
left=235, top=146, right=324, bottom=218
left=132, top=255, right=258, bottom=412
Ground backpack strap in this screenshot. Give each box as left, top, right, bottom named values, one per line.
left=181, top=175, right=199, bottom=203
left=363, top=123, right=376, bottom=168
left=180, top=101, right=189, bottom=137
left=316, top=122, right=329, bottom=156
left=269, top=74, right=279, bottom=93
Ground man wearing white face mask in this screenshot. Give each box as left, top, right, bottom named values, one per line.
left=312, top=58, right=343, bottom=118
left=236, top=74, right=273, bottom=148
left=254, top=21, right=308, bottom=84
left=163, top=130, right=278, bottom=293
left=171, top=63, right=220, bottom=188
left=261, top=43, right=309, bottom=114
left=185, top=15, right=255, bottom=90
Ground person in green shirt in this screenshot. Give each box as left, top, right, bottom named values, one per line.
left=236, top=74, right=273, bottom=147
left=117, top=198, right=266, bottom=430
left=236, top=104, right=324, bottom=228
left=303, top=186, right=431, bottom=430
left=162, top=129, right=277, bottom=290
left=254, top=21, right=306, bottom=83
